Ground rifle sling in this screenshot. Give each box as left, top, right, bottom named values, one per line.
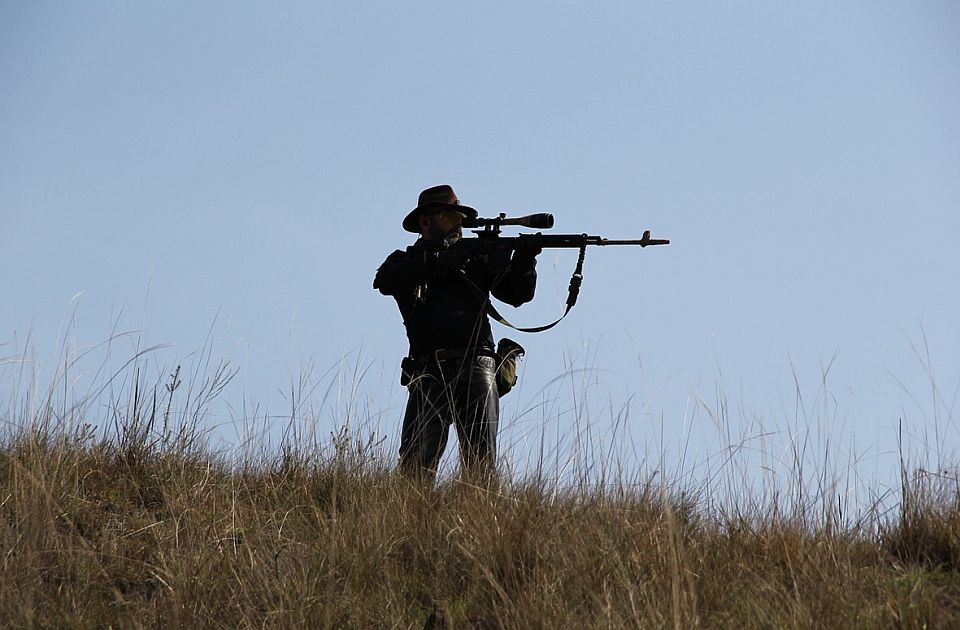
left=465, top=244, right=587, bottom=334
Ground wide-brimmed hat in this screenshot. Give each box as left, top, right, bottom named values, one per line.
left=402, top=184, right=477, bottom=233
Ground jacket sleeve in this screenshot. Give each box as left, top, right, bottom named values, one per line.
left=490, top=250, right=538, bottom=307
left=374, top=250, right=421, bottom=296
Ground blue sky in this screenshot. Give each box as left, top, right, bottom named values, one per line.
left=2, top=2, right=958, bottom=488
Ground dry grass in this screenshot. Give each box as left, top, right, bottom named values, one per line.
left=1, top=419, right=958, bottom=628
left=1, top=338, right=958, bottom=628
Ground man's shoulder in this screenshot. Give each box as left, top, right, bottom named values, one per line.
left=380, top=249, right=407, bottom=263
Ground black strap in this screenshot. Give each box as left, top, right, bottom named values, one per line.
left=467, top=244, right=587, bottom=334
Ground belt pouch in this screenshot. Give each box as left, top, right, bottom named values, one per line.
left=400, top=356, right=417, bottom=387
left=495, top=338, right=525, bottom=397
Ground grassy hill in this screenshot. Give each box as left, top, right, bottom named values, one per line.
left=1, top=347, right=958, bottom=628
left=2, top=416, right=958, bottom=628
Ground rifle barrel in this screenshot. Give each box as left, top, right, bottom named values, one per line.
left=600, top=238, right=671, bottom=246
left=520, top=232, right=670, bottom=248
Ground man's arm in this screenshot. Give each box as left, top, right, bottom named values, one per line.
left=373, top=250, right=422, bottom=297
left=490, top=245, right=540, bottom=307
left=373, top=248, right=469, bottom=296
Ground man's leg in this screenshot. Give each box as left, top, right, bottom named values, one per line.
left=399, top=370, right=452, bottom=477
left=454, top=356, right=499, bottom=477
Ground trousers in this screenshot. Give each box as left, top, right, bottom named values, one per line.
left=399, top=355, right=499, bottom=477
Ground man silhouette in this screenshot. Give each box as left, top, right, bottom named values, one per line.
left=374, top=185, right=540, bottom=479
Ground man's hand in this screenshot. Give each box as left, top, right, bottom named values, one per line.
left=434, top=248, right=470, bottom=277
left=511, top=239, right=542, bottom=264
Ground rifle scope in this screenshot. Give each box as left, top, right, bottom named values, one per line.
left=463, top=213, right=555, bottom=230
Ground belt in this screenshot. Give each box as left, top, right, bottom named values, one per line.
left=410, top=347, right=497, bottom=366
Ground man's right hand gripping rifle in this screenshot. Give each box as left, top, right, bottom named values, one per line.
left=433, top=247, right=471, bottom=278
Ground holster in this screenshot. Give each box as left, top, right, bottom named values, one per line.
left=399, top=356, right=417, bottom=387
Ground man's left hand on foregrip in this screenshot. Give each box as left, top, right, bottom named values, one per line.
left=512, top=241, right=542, bottom=263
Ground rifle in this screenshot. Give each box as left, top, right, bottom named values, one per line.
left=406, top=212, right=670, bottom=332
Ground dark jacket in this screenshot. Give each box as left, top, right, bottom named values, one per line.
left=374, top=240, right=537, bottom=357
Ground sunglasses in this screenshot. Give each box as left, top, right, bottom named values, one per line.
left=428, top=209, right=464, bottom=221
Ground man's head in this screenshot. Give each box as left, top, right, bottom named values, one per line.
left=418, top=207, right=464, bottom=241
left=402, top=185, right=478, bottom=238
